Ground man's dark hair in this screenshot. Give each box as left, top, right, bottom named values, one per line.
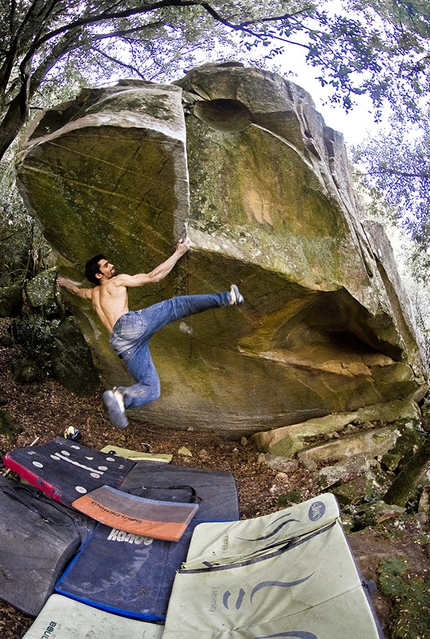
left=85, top=254, right=106, bottom=285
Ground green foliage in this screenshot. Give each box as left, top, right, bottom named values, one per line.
left=277, top=488, right=302, bottom=506
left=11, top=315, right=60, bottom=375
left=353, top=107, right=430, bottom=269
left=379, top=556, right=430, bottom=639
left=0, top=143, right=52, bottom=286
left=379, top=556, right=409, bottom=596
left=351, top=104, right=430, bottom=361
left=0, top=1, right=429, bottom=161
left=283, top=1, right=430, bottom=116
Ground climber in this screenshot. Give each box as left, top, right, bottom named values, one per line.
left=57, top=238, right=244, bottom=428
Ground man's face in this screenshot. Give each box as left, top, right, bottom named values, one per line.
left=97, top=258, right=116, bottom=280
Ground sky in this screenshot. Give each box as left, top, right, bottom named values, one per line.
left=273, top=48, right=381, bottom=148
left=272, top=0, right=388, bottom=148
left=291, top=74, right=377, bottom=147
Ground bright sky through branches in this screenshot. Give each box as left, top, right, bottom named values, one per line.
left=276, top=45, right=381, bottom=146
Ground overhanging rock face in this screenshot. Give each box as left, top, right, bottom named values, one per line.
left=16, top=64, right=428, bottom=436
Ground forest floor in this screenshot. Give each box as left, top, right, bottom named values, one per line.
left=0, top=319, right=429, bottom=639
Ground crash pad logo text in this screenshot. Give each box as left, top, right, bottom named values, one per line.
left=308, top=500, right=325, bottom=521
left=107, top=527, right=152, bottom=545
left=40, top=621, right=57, bottom=639
left=209, top=587, right=220, bottom=614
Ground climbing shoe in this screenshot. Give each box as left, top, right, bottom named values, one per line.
left=230, top=284, right=244, bottom=306
left=102, top=390, right=129, bottom=429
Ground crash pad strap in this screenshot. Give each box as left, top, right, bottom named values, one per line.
left=128, top=485, right=202, bottom=504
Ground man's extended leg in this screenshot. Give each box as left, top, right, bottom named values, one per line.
left=133, top=291, right=231, bottom=341
left=104, top=286, right=244, bottom=427
left=132, top=286, right=244, bottom=341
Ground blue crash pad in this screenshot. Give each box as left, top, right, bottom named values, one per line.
left=56, top=519, right=201, bottom=621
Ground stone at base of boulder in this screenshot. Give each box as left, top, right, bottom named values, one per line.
left=257, top=453, right=299, bottom=474
left=297, top=426, right=399, bottom=465
left=317, top=453, right=380, bottom=489
left=353, top=501, right=406, bottom=530
left=417, top=485, right=430, bottom=522
left=330, top=475, right=380, bottom=506
left=252, top=399, right=422, bottom=460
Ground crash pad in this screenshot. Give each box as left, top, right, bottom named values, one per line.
left=0, top=475, right=95, bottom=617
left=72, top=484, right=199, bottom=540
left=162, top=493, right=384, bottom=639
left=56, top=519, right=201, bottom=621
left=22, top=594, right=164, bottom=639
left=119, top=460, right=239, bottom=521
left=3, top=437, right=135, bottom=506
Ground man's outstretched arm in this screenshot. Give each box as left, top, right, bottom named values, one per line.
left=57, top=276, right=93, bottom=300
left=115, top=238, right=191, bottom=288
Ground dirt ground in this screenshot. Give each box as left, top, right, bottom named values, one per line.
left=0, top=320, right=429, bottom=639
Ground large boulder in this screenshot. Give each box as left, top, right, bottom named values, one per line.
left=15, top=63, right=428, bottom=435
left=0, top=284, right=22, bottom=318
left=50, top=316, right=100, bottom=396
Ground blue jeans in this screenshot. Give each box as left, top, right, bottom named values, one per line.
left=109, top=292, right=231, bottom=409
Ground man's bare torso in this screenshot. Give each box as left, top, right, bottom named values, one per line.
left=92, top=280, right=130, bottom=334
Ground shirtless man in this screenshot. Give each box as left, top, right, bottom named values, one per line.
left=57, top=239, right=244, bottom=428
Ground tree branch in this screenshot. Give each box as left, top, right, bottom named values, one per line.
left=89, top=45, right=148, bottom=79
left=22, top=0, right=316, bottom=72
left=369, top=168, right=430, bottom=180
left=199, top=2, right=313, bottom=30
left=91, top=20, right=165, bottom=41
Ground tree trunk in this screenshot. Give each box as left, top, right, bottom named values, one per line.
left=384, top=431, right=430, bottom=507
left=0, top=92, right=29, bottom=161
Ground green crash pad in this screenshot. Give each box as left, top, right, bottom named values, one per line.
left=22, top=594, right=164, bottom=639
left=163, top=493, right=383, bottom=639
